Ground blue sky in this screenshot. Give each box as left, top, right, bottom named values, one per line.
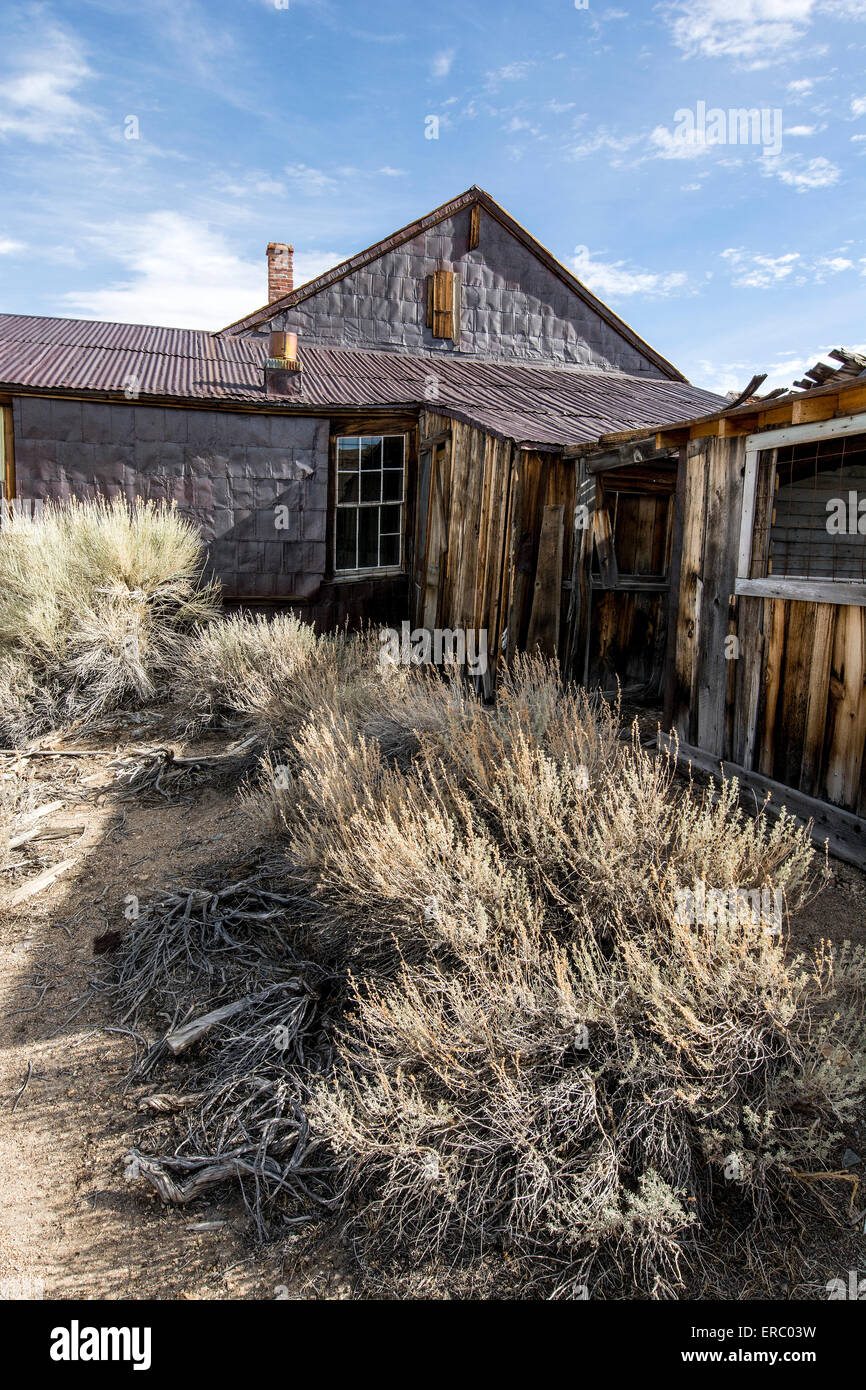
left=0, top=0, right=864, bottom=393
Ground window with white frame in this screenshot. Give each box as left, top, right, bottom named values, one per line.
left=335, top=434, right=405, bottom=573
left=736, top=416, right=866, bottom=606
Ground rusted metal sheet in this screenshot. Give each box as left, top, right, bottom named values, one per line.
left=0, top=314, right=723, bottom=450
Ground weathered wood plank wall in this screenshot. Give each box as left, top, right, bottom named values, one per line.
left=416, top=414, right=575, bottom=679
left=670, top=435, right=866, bottom=816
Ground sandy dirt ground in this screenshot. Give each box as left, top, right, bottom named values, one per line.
left=0, top=721, right=352, bottom=1301
left=0, top=716, right=863, bottom=1302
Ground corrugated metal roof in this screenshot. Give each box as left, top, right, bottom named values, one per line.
left=0, top=313, right=725, bottom=450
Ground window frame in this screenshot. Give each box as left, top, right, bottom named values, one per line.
left=333, top=431, right=407, bottom=578
left=735, top=414, right=866, bottom=608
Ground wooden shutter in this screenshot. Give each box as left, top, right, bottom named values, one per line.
left=468, top=204, right=481, bottom=250
left=427, top=270, right=460, bottom=341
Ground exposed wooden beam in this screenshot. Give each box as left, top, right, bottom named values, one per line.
left=586, top=440, right=676, bottom=473
left=655, top=427, right=690, bottom=449
left=791, top=394, right=838, bottom=425
left=735, top=577, right=866, bottom=608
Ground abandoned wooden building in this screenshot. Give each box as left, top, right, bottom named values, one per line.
left=1, top=186, right=862, bottom=862
left=569, top=351, right=866, bottom=866
left=0, top=186, right=721, bottom=635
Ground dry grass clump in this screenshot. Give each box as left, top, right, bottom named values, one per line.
left=176, top=616, right=429, bottom=755
left=0, top=497, right=219, bottom=743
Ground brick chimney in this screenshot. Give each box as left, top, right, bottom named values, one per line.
left=267, top=242, right=294, bottom=303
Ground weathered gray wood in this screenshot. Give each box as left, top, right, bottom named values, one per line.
left=8, top=820, right=85, bottom=850
left=8, top=856, right=79, bottom=906
left=165, top=998, right=252, bottom=1056
left=526, top=504, right=564, bottom=656
left=591, top=505, right=619, bottom=589
left=585, top=442, right=677, bottom=473
left=735, top=577, right=866, bottom=606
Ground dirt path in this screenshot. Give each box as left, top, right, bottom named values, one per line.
left=0, top=734, right=289, bottom=1300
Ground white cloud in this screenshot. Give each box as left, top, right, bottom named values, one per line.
left=760, top=344, right=866, bottom=391
left=787, top=77, right=815, bottom=94
left=291, top=249, right=347, bottom=290
left=0, top=238, right=24, bottom=255
left=376, top=165, right=407, bottom=176
left=486, top=61, right=534, bottom=87
left=814, top=254, right=854, bottom=276
left=851, top=95, right=866, bottom=116
left=662, top=1, right=866, bottom=67
left=59, top=211, right=342, bottom=328
left=218, top=173, right=286, bottom=198
left=694, top=358, right=752, bottom=395
left=761, top=151, right=841, bottom=190
left=661, top=0, right=816, bottom=66
left=694, top=343, right=866, bottom=396
left=720, top=246, right=860, bottom=288
left=0, top=24, right=95, bottom=142
left=504, top=116, right=540, bottom=135
left=786, top=124, right=816, bottom=135
left=568, top=126, right=641, bottom=160
left=572, top=245, right=689, bottom=298
left=283, top=163, right=338, bottom=194
left=649, top=123, right=715, bottom=160
left=721, top=247, right=800, bottom=287
left=430, top=48, right=455, bottom=78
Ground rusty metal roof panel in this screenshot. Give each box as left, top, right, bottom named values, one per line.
left=0, top=313, right=725, bottom=447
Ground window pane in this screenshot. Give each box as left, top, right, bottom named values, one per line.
left=383, top=436, right=404, bottom=468
left=336, top=508, right=356, bottom=570
left=338, top=438, right=360, bottom=467
left=380, top=503, right=401, bottom=534
left=358, top=508, right=378, bottom=568
left=360, top=470, right=381, bottom=503
left=382, top=469, right=403, bottom=501
left=380, top=532, right=400, bottom=568
left=338, top=470, right=358, bottom=503
left=360, top=436, right=382, bottom=470
left=768, top=435, right=866, bottom=581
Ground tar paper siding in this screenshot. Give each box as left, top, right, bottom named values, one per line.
left=248, top=207, right=662, bottom=374
left=11, top=396, right=329, bottom=599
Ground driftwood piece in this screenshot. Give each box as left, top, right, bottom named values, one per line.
left=125, top=1151, right=245, bottom=1203
left=16, top=800, right=65, bottom=827
left=8, top=856, right=80, bottom=907
left=8, top=821, right=86, bottom=850
left=165, top=997, right=253, bottom=1056
left=137, top=1092, right=199, bottom=1113
left=108, top=734, right=260, bottom=799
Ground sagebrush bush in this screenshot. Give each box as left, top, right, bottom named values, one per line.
left=105, top=618, right=863, bottom=1298
left=0, top=497, right=219, bottom=742
left=177, top=616, right=423, bottom=753
left=267, top=656, right=862, bottom=1297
